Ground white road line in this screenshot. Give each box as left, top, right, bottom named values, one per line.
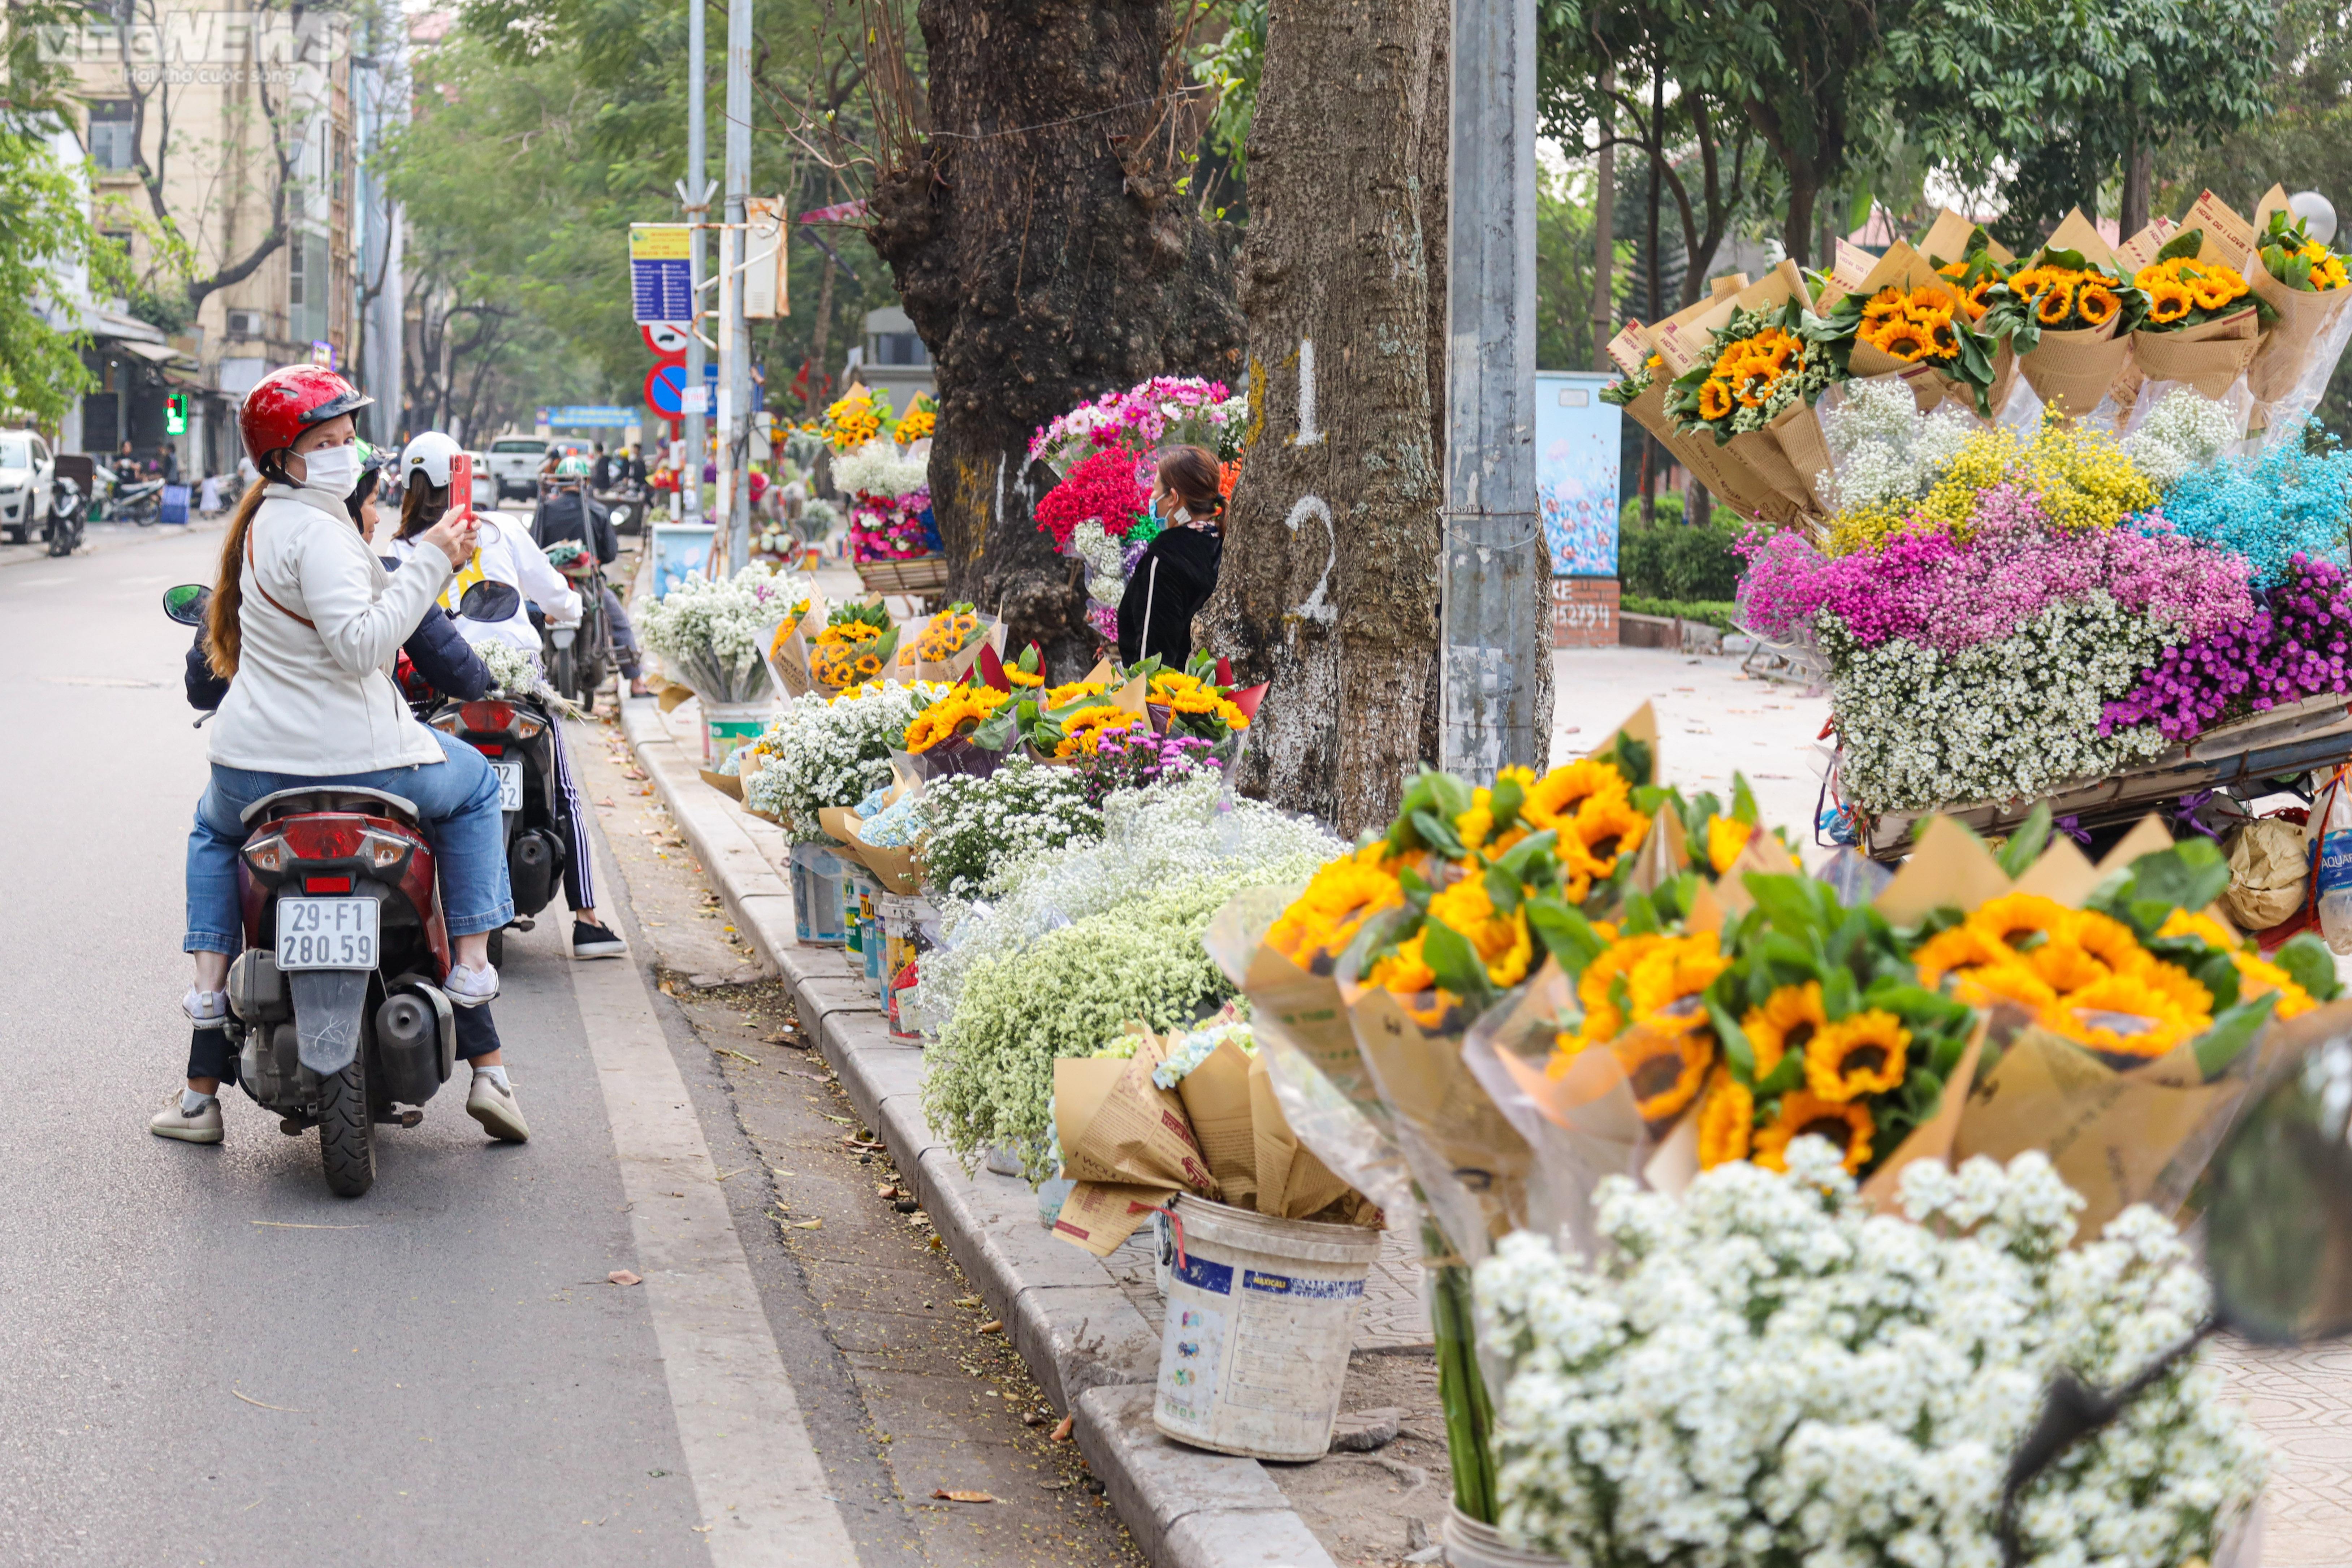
left=569, top=825, right=860, bottom=1567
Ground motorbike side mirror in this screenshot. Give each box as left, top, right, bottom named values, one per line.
left=457, top=580, right=522, bottom=622
left=610, top=505, right=633, bottom=530
left=163, top=583, right=211, bottom=625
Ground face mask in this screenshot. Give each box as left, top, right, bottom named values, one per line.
left=302, top=443, right=361, bottom=497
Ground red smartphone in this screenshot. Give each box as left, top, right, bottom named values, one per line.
left=447, top=452, right=476, bottom=524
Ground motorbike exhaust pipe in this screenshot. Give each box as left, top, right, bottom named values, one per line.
left=509, top=829, right=557, bottom=915
left=376, top=991, right=436, bottom=1055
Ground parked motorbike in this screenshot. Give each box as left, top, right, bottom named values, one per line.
left=161, top=576, right=522, bottom=1197
left=44, top=476, right=83, bottom=557
left=540, top=541, right=610, bottom=711
left=424, top=655, right=568, bottom=969
left=97, top=464, right=165, bottom=526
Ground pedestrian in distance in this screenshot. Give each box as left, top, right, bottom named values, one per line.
left=1115, top=445, right=1226, bottom=670
left=155, top=366, right=531, bottom=1148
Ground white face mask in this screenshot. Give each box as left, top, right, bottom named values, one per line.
left=301, top=442, right=361, bottom=497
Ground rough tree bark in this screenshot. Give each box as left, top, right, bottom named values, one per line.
left=866, top=0, right=1245, bottom=669
left=1193, top=0, right=1452, bottom=837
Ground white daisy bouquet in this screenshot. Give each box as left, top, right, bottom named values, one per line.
left=743, top=681, right=944, bottom=843
left=637, top=561, right=812, bottom=705
left=1474, top=1144, right=2265, bottom=1568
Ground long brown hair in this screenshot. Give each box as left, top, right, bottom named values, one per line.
left=398, top=479, right=448, bottom=540
left=1156, top=445, right=1225, bottom=521
left=203, top=479, right=272, bottom=678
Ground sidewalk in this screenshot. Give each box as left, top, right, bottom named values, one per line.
left=618, top=691, right=1345, bottom=1568
left=0, top=514, right=226, bottom=569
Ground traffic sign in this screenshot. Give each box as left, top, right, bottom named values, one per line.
left=645, top=363, right=691, bottom=418
left=641, top=322, right=692, bottom=360
left=629, top=228, right=693, bottom=324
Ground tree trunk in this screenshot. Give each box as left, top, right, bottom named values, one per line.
left=1784, top=163, right=1818, bottom=268
left=1193, top=0, right=1450, bottom=835
left=1590, top=65, right=1615, bottom=372
left=867, top=0, right=1244, bottom=670
left=2119, top=139, right=2153, bottom=240
left=804, top=249, right=838, bottom=415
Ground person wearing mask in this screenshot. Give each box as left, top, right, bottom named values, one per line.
left=156, top=366, right=530, bottom=1147
left=396, top=435, right=630, bottom=961
left=535, top=456, right=648, bottom=699
left=1116, top=445, right=1226, bottom=669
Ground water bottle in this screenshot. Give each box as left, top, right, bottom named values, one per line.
left=2317, top=771, right=2352, bottom=954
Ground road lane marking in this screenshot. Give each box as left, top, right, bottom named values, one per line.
left=569, top=826, right=861, bottom=1567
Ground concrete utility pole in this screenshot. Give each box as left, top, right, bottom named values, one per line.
left=681, top=0, right=708, bottom=522
left=722, top=0, right=753, bottom=571
left=1438, top=0, right=1544, bottom=780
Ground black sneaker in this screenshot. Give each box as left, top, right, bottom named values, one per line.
left=572, top=918, right=628, bottom=959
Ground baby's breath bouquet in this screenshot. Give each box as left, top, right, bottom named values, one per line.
left=911, top=758, right=1104, bottom=898
left=1475, top=1146, right=2266, bottom=1568
left=638, top=561, right=811, bottom=705
left=743, top=681, right=944, bottom=843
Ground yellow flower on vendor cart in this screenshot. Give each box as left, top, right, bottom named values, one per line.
left=1520, top=758, right=1629, bottom=830
left=1563, top=796, right=1652, bottom=884
left=2156, top=908, right=2236, bottom=950
left=2044, top=970, right=2210, bottom=1061
left=1696, top=1069, right=1755, bottom=1168
left=1958, top=962, right=2059, bottom=1015
left=1615, top=1027, right=1715, bottom=1124
left=1754, top=1092, right=1874, bottom=1175
left=2231, top=950, right=2317, bottom=1019
left=1552, top=932, right=1673, bottom=1059
left=1964, top=893, right=2074, bottom=953
left=1803, top=1010, right=1909, bottom=1102
left=1425, top=876, right=1535, bottom=989
left=1741, top=981, right=1826, bottom=1081
left=1913, top=925, right=2014, bottom=990
left=1624, top=932, right=1729, bottom=1037
left=1054, top=705, right=1146, bottom=757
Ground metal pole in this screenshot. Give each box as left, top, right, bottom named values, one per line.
left=723, top=0, right=752, bottom=570
left=681, top=0, right=708, bottom=523
left=1437, top=0, right=1542, bottom=780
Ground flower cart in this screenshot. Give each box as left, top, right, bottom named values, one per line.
left=853, top=551, right=950, bottom=603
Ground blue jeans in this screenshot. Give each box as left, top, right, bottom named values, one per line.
left=185, top=729, right=514, bottom=955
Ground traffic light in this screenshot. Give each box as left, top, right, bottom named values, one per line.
left=164, top=393, right=188, bottom=435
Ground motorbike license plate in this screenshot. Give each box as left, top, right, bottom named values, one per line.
left=276, top=897, right=380, bottom=972
left=492, top=760, right=524, bottom=809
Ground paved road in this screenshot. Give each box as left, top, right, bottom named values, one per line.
left=0, top=531, right=860, bottom=1566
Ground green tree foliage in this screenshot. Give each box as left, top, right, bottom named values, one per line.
left=1536, top=164, right=1633, bottom=369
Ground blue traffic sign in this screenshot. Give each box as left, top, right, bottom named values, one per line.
left=644, top=361, right=763, bottom=418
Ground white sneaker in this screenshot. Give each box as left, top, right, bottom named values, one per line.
left=466, top=1073, right=530, bottom=1142
left=150, top=1093, right=224, bottom=1144
left=446, top=962, right=500, bottom=1007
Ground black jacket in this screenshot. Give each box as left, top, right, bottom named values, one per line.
left=183, top=579, right=493, bottom=711
left=534, top=489, right=617, bottom=566
left=1116, top=524, right=1223, bottom=669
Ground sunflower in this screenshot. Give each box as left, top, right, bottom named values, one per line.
left=1753, top=1092, right=1874, bottom=1175
left=1005, top=663, right=1045, bottom=688
left=2135, top=958, right=2215, bottom=1019
left=1804, top=1010, right=1909, bottom=1102
left=2045, top=970, right=2212, bottom=1062
left=2232, top=950, right=2318, bottom=1020
left=2026, top=938, right=2113, bottom=996
left=2145, top=281, right=2195, bottom=325
left=1564, top=795, right=1652, bottom=881
left=2156, top=908, right=2236, bottom=950
left=1555, top=932, right=1673, bottom=1057
left=1936, top=261, right=1968, bottom=281
left=1696, top=1069, right=1756, bottom=1169
left=1268, top=845, right=1408, bottom=969
left=1695, top=379, right=1733, bottom=422
left=1214, top=698, right=1254, bottom=730
left=2071, top=909, right=2152, bottom=976
left=1426, top=876, right=1536, bottom=989
left=854, top=652, right=883, bottom=678
left=1923, top=312, right=1961, bottom=359
left=1613, top=1025, right=1716, bottom=1123
left=1965, top=893, right=2074, bottom=953
left=1861, top=288, right=1910, bottom=326
left=1742, top=981, right=1826, bottom=1082
left=1624, top=932, right=1729, bottom=1038
left=1913, top=925, right=2015, bottom=990
left=1877, top=325, right=1932, bottom=360
left=1055, top=705, right=1146, bottom=757
left=1958, top=961, right=2059, bottom=1015
left=2190, top=269, right=2247, bottom=311
left=2074, top=282, right=2120, bottom=328
left=1965, top=276, right=2000, bottom=319
left=1705, top=815, right=1754, bottom=874
left=1363, top=930, right=1437, bottom=1002
left=2036, top=281, right=2079, bottom=325
left=1043, top=680, right=1110, bottom=707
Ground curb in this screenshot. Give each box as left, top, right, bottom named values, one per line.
left=0, top=515, right=227, bottom=570
left=618, top=696, right=1339, bottom=1568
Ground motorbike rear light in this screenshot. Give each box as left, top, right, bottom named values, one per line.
left=473, top=742, right=504, bottom=756
left=280, top=818, right=366, bottom=861
left=303, top=875, right=353, bottom=893
left=514, top=713, right=545, bottom=739
left=360, top=829, right=412, bottom=869
left=243, top=833, right=287, bottom=873
left=460, top=700, right=518, bottom=735
left=429, top=709, right=459, bottom=733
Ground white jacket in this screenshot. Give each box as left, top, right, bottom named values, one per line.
left=391, top=511, right=580, bottom=657
left=208, top=484, right=454, bottom=775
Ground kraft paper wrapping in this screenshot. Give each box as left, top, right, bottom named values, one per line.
left=2248, top=263, right=2352, bottom=404
left=1177, top=1038, right=1261, bottom=1213
left=1917, top=208, right=2015, bottom=269
left=1826, top=241, right=1980, bottom=417
left=1621, top=381, right=1796, bottom=525
left=2133, top=224, right=2264, bottom=400
left=1765, top=397, right=1838, bottom=515
left=1729, top=426, right=1817, bottom=511
left=2222, top=817, right=2310, bottom=931
left=701, top=768, right=743, bottom=800
left=2017, top=210, right=2133, bottom=418
left=913, top=618, right=1004, bottom=687
left=763, top=596, right=828, bottom=699
left=1248, top=1055, right=1358, bottom=1222
left=1051, top=1037, right=1221, bottom=1257
left=820, top=805, right=923, bottom=895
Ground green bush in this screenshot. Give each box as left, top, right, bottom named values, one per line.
left=1617, top=496, right=1744, bottom=601
left=1621, top=595, right=1741, bottom=634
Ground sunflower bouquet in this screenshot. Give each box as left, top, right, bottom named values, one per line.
left=1665, top=298, right=1844, bottom=516
left=1815, top=282, right=2002, bottom=417
left=902, top=682, right=1014, bottom=756
left=810, top=602, right=899, bottom=694
left=1976, top=213, right=2149, bottom=416
left=1134, top=650, right=1260, bottom=753
left=821, top=386, right=895, bottom=453
left=1008, top=677, right=1151, bottom=762
left=2124, top=230, right=2270, bottom=398
left=907, top=601, right=998, bottom=683
left=2247, top=187, right=2352, bottom=403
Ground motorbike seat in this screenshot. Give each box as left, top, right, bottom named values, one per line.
left=241, top=785, right=423, bottom=830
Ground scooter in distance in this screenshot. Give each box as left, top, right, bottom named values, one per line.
left=44, top=475, right=83, bottom=557
left=425, top=677, right=568, bottom=967
left=162, top=578, right=523, bottom=1197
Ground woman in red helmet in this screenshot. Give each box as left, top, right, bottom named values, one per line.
left=154, top=365, right=532, bottom=1148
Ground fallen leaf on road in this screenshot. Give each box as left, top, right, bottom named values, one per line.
left=609, top=1270, right=643, bottom=1286
left=714, top=1047, right=761, bottom=1066
left=931, top=1490, right=998, bottom=1504
left=1051, top=1414, right=1075, bottom=1441
left=977, top=1319, right=1003, bottom=1334
left=790, top=1219, right=823, bottom=1230
left=953, top=1295, right=981, bottom=1308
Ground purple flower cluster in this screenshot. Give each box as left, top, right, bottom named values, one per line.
left=2102, top=555, right=2352, bottom=740
left=1738, top=496, right=2253, bottom=655
left=1071, top=728, right=1215, bottom=806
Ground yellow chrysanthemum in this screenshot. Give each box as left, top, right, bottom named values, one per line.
left=1696, top=1069, right=1756, bottom=1169
left=1753, top=1092, right=1874, bottom=1175
left=1705, top=815, right=1754, bottom=875
left=1803, top=1010, right=1910, bottom=1102
left=1741, top=981, right=1825, bottom=1081
left=1425, top=876, right=1536, bottom=989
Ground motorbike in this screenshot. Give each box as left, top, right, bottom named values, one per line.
left=162, top=576, right=523, bottom=1197
left=425, top=676, right=569, bottom=969
left=540, top=541, right=611, bottom=711
left=44, top=475, right=83, bottom=557
left=97, top=464, right=165, bottom=526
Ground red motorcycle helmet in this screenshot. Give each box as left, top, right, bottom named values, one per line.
left=238, top=364, right=373, bottom=471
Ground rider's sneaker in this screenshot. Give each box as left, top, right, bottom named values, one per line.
left=466, top=1072, right=531, bottom=1143
left=445, top=962, right=499, bottom=1007
left=150, top=1092, right=224, bottom=1145
left=572, top=919, right=628, bottom=959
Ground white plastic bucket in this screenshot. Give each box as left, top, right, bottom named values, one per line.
left=1443, top=1508, right=1568, bottom=1568
left=703, top=699, right=769, bottom=770
left=788, top=842, right=847, bottom=946
left=1152, top=1195, right=1384, bottom=1460
left=878, top=892, right=937, bottom=1043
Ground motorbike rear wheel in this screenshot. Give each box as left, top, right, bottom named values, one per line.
left=550, top=644, right=577, bottom=703
left=317, top=1052, right=377, bottom=1197
left=45, top=523, right=70, bottom=557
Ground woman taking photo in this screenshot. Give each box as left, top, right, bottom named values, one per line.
left=1116, top=445, right=1225, bottom=669
left=155, top=366, right=530, bottom=1148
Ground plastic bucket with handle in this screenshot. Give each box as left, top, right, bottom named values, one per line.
left=703, top=699, right=769, bottom=770
left=787, top=842, right=846, bottom=946
left=1152, top=1194, right=1384, bottom=1460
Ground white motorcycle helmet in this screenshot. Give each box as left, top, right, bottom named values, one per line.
left=401, top=430, right=464, bottom=490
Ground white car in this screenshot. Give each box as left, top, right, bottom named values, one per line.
left=0, top=430, right=56, bottom=544
left=486, top=436, right=550, bottom=501
left=466, top=449, right=496, bottom=512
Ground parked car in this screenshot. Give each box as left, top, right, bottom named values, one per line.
left=466, top=449, right=495, bottom=511
left=485, top=436, right=549, bottom=501
left=0, top=429, right=57, bottom=544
